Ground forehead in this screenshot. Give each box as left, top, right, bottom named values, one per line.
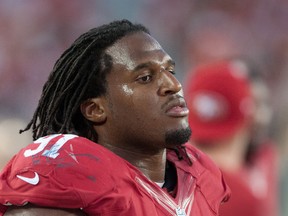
left=105, top=32, right=171, bottom=70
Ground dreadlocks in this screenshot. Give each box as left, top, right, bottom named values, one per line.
left=20, top=19, right=150, bottom=141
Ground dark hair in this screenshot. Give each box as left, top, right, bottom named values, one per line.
left=20, top=19, right=150, bottom=141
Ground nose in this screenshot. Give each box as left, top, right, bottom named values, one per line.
left=158, top=71, right=182, bottom=96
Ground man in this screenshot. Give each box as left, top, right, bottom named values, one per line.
left=0, top=20, right=230, bottom=215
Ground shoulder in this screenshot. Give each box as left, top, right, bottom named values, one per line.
left=11, top=134, right=120, bottom=169
left=6, top=134, right=127, bottom=183
left=0, top=134, right=129, bottom=209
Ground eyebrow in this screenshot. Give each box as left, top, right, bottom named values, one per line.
left=132, top=59, right=175, bottom=72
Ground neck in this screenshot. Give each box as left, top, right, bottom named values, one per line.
left=101, top=143, right=167, bottom=182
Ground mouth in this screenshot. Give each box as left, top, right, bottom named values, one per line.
left=164, top=96, right=189, bottom=117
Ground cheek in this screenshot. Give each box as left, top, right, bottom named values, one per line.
left=132, top=94, right=162, bottom=128
left=121, top=84, right=134, bottom=96
left=109, top=85, right=138, bottom=115
left=109, top=84, right=159, bottom=120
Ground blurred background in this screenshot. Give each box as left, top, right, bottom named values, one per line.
left=0, top=0, right=287, bottom=215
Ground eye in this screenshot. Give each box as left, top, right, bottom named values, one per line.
left=137, top=75, right=152, bottom=83
left=169, top=70, right=176, bottom=75
left=165, top=66, right=176, bottom=75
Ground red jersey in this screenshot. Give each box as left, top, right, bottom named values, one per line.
left=0, top=134, right=230, bottom=215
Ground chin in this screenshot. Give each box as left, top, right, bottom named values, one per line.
left=165, top=127, right=192, bottom=146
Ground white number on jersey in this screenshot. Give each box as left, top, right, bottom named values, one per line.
left=23, top=134, right=78, bottom=159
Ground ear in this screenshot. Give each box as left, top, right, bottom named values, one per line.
left=80, top=98, right=107, bottom=123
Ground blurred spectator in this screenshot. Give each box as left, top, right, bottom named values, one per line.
left=184, top=59, right=279, bottom=216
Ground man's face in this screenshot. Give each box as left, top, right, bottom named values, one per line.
left=99, top=32, right=191, bottom=152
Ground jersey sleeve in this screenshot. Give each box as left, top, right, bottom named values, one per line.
left=0, top=134, right=120, bottom=210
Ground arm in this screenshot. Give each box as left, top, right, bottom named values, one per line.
left=4, top=204, right=86, bottom=216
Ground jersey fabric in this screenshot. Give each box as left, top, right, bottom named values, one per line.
left=0, top=134, right=230, bottom=216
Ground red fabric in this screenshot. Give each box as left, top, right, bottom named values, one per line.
left=185, top=61, right=253, bottom=142
left=0, top=205, right=8, bottom=216
left=219, top=142, right=279, bottom=216
left=0, top=134, right=230, bottom=215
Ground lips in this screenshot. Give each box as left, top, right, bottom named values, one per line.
left=164, top=97, right=189, bottom=117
